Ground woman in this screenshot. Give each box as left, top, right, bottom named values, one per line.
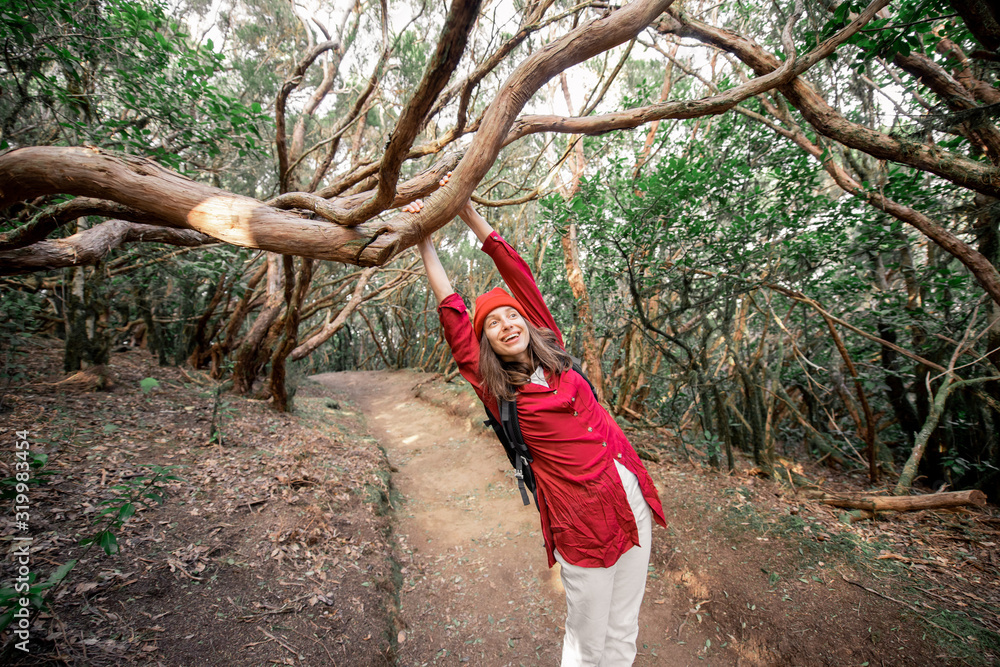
left=408, top=197, right=666, bottom=667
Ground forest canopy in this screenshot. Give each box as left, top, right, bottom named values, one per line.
left=2, top=0, right=1000, bottom=498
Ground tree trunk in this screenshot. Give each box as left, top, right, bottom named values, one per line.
left=188, top=270, right=233, bottom=369
left=560, top=223, right=605, bottom=401
left=209, top=261, right=267, bottom=377
left=270, top=257, right=314, bottom=412
left=711, top=383, right=735, bottom=471
left=232, top=253, right=285, bottom=395
left=895, top=375, right=1000, bottom=494
left=737, top=363, right=768, bottom=473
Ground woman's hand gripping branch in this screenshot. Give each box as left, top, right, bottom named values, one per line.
left=402, top=172, right=498, bottom=303
left=401, top=171, right=496, bottom=243
left=402, top=174, right=456, bottom=305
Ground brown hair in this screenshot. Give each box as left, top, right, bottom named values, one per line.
left=478, top=318, right=572, bottom=402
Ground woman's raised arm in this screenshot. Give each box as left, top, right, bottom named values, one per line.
left=416, top=236, right=455, bottom=304
left=457, top=201, right=494, bottom=243
left=400, top=183, right=457, bottom=305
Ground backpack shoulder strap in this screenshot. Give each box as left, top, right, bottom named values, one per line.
left=500, top=398, right=535, bottom=507
left=483, top=399, right=536, bottom=507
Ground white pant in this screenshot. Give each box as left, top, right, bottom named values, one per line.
left=555, top=461, right=653, bottom=667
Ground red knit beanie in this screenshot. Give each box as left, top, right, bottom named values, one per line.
left=473, top=287, right=525, bottom=341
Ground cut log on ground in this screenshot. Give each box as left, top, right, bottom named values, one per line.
left=818, top=490, right=987, bottom=512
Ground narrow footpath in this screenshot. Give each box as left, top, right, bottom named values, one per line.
left=314, top=370, right=958, bottom=667
left=314, top=370, right=695, bottom=666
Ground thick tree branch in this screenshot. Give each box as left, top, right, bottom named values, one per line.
left=0, top=219, right=213, bottom=274
left=0, top=197, right=166, bottom=250
left=503, top=0, right=883, bottom=143
left=948, top=0, right=1000, bottom=53
left=893, top=51, right=1000, bottom=161
left=657, top=6, right=1000, bottom=198
left=0, top=147, right=461, bottom=266
left=754, top=96, right=1000, bottom=307
left=353, top=0, right=679, bottom=264
left=337, top=0, right=483, bottom=226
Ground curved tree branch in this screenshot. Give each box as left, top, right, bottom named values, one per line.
left=0, top=197, right=167, bottom=250
left=290, top=266, right=375, bottom=360
left=288, top=8, right=359, bottom=167
left=0, top=147, right=470, bottom=266
left=502, top=0, right=884, bottom=144
left=893, top=50, right=1000, bottom=161
left=337, top=0, right=483, bottom=226
left=657, top=5, right=1000, bottom=198
left=752, top=92, right=1000, bottom=308
left=0, top=219, right=213, bottom=274
left=0, top=147, right=378, bottom=262
left=275, top=38, right=346, bottom=192
left=351, top=0, right=679, bottom=265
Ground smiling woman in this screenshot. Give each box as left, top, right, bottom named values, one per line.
left=412, top=194, right=667, bottom=667
left=478, top=297, right=530, bottom=363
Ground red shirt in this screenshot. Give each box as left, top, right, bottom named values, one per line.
left=437, top=232, right=666, bottom=568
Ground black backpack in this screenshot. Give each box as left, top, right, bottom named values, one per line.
left=483, top=359, right=598, bottom=508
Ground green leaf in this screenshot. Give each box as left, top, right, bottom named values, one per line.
left=45, top=560, right=77, bottom=587
left=117, top=503, right=136, bottom=521
left=99, top=531, right=119, bottom=555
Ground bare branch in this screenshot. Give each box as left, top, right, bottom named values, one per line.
left=275, top=38, right=347, bottom=191
left=659, top=2, right=1000, bottom=198
left=0, top=197, right=168, bottom=250
left=356, top=0, right=679, bottom=264
left=0, top=219, right=213, bottom=274
left=337, top=0, right=484, bottom=226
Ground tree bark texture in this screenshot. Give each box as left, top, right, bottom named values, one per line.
left=819, top=489, right=987, bottom=512
left=0, top=147, right=453, bottom=266
left=270, top=257, right=314, bottom=411
left=0, top=218, right=213, bottom=275
left=231, top=253, right=285, bottom=395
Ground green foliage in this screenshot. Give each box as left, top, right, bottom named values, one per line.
left=0, top=457, right=179, bottom=635
left=0, top=0, right=270, bottom=166
left=531, top=94, right=991, bottom=486
left=0, top=559, right=76, bottom=632
left=80, top=464, right=183, bottom=555
left=139, top=376, right=160, bottom=394
left=0, top=290, right=45, bottom=412
left=815, top=0, right=972, bottom=72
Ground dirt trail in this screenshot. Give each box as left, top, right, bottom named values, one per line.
left=2, top=342, right=987, bottom=666
left=315, top=370, right=980, bottom=667
left=315, top=370, right=703, bottom=666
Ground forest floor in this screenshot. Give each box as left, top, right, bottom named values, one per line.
left=0, top=339, right=998, bottom=666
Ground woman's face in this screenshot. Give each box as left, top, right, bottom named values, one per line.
left=484, top=306, right=531, bottom=364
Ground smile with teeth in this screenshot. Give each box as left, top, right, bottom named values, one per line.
left=501, top=331, right=521, bottom=343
